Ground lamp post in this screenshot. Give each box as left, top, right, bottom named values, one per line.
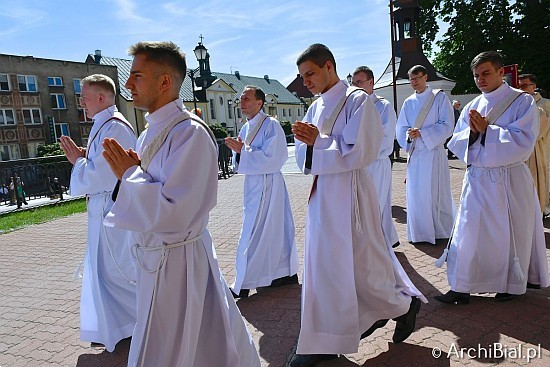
left=187, top=36, right=209, bottom=115
left=347, top=73, right=352, bottom=85
left=187, top=69, right=198, bottom=112
left=231, top=98, right=240, bottom=136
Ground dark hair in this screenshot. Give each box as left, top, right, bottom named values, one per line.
left=243, top=85, right=266, bottom=107
left=296, top=43, right=337, bottom=72
left=470, top=51, right=503, bottom=70
left=128, top=41, right=187, bottom=87
left=518, top=73, right=537, bottom=84
left=353, top=66, right=374, bottom=80
left=408, top=65, right=427, bottom=76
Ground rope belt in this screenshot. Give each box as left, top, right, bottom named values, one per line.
left=137, top=230, right=205, bottom=367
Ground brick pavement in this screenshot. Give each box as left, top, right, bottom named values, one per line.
left=0, top=159, right=549, bottom=367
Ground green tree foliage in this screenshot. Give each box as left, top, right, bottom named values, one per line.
left=210, top=123, right=229, bottom=139
left=279, top=120, right=293, bottom=136
left=415, top=0, right=549, bottom=94
left=36, top=143, right=63, bottom=157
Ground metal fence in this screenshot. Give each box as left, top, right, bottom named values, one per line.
left=0, top=141, right=234, bottom=206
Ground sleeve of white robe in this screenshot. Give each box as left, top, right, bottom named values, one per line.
left=104, top=123, right=218, bottom=234
left=396, top=101, right=413, bottom=153
left=449, top=94, right=539, bottom=167
left=69, top=121, right=136, bottom=196
left=296, top=93, right=383, bottom=175
left=418, top=92, right=454, bottom=150
left=235, top=118, right=288, bottom=175
left=377, top=101, right=398, bottom=157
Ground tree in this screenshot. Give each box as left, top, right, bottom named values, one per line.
left=36, top=143, right=64, bottom=157
left=279, top=120, right=293, bottom=136
left=210, top=123, right=229, bottom=139
left=415, top=0, right=549, bottom=93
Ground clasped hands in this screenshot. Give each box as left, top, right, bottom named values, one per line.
left=224, top=136, right=244, bottom=153
left=292, top=121, right=319, bottom=146
left=468, top=110, right=489, bottom=138
left=407, top=128, right=421, bottom=140
left=102, top=138, right=140, bottom=180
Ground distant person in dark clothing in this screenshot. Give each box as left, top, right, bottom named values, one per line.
left=52, top=177, right=63, bottom=200
left=446, top=100, right=461, bottom=159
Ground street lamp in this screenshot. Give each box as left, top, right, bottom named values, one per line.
left=230, top=98, right=240, bottom=136
left=347, top=73, right=352, bottom=85
left=188, top=36, right=209, bottom=114
left=187, top=69, right=198, bottom=112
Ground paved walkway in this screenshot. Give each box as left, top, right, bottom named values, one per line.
left=0, top=158, right=549, bottom=367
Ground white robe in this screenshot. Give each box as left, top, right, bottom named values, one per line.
left=366, top=93, right=399, bottom=248
left=295, top=81, right=426, bottom=355
left=446, top=83, right=549, bottom=294
left=69, top=106, right=137, bottom=352
left=231, top=111, right=298, bottom=292
left=104, top=100, right=260, bottom=367
left=396, top=86, right=455, bottom=243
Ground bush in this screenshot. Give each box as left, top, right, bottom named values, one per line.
left=279, top=121, right=292, bottom=136
left=210, top=123, right=229, bottom=139
left=36, top=143, right=64, bottom=157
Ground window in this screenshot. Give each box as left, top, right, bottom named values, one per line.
left=404, top=19, right=411, bottom=38
left=27, top=141, right=44, bottom=158
left=54, top=123, right=70, bottom=140
left=228, top=104, right=233, bottom=119
left=47, top=76, right=63, bottom=86
left=283, top=108, right=286, bottom=117
left=50, top=93, right=66, bottom=109
left=288, top=108, right=291, bottom=116
left=209, top=98, right=216, bottom=119
left=73, top=79, right=82, bottom=94
left=0, top=109, right=16, bottom=125
left=0, top=74, right=9, bottom=91
left=0, top=144, right=21, bottom=161
left=298, top=108, right=301, bottom=117
left=17, top=75, right=37, bottom=92
left=237, top=108, right=242, bottom=119
left=78, top=108, right=91, bottom=122
left=22, top=109, right=42, bottom=124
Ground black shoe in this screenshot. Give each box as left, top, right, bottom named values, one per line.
left=91, top=342, right=105, bottom=348
left=392, top=297, right=421, bottom=343
left=270, top=274, right=299, bottom=287
left=360, top=319, right=388, bottom=339
left=392, top=241, right=400, bottom=249
left=288, top=354, right=338, bottom=367
left=412, top=241, right=435, bottom=246
left=527, top=282, right=541, bottom=289
left=494, top=293, right=514, bottom=302
left=434, top=290, right=470, bottom=305
left=231, top=288, right=249, bottom=299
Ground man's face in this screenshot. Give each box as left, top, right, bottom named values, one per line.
left=453, top=101, right=461, bottom=110
left=299, top=60, right=332, bottom=95
left=125, top=53, right=165, bottom=112
left=518, top=78, right=537, bottom=95
left=239, top=89, right=262, bottom=119
left=473, top=62, right=504, bottom=93
left=352, top=71, right=374, bottom=94
left=408, top=72, right=427, bottom=93
left=80, top=84, right=103, bottom=118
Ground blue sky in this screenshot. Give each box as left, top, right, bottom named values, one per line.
left=2, top=0, right=412, bottom=86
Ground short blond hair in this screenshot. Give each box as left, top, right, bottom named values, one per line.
left=81, top=74, right=116, bottom=95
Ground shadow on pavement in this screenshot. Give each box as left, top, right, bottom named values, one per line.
left=392, top=205, right=407, bottom=224
left=237, top=284, right=302, bottom=367
left=76, top=338, right=130, bottom=367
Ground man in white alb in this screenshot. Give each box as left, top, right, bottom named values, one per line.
left=436, top=51, right=549, bottom=305
left=352, top=66, right=400, bottom=249
left=59, top=74, right=137, bottom=351
left=396, top=65, right=455, bottom=245
left=225, top=85, right=298, bottom=299
left=102, top=41, right=260, bottom=367
left=289, top=43, right=426, bottom=367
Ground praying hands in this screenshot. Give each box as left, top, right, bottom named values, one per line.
left=292, top=120, right=319, bottom=146
left=102, top=138, right=140, bottom=180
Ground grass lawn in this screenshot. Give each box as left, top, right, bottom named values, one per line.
left=0, top=199, right=87, bottom=233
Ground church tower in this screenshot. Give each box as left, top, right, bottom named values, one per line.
left=374, top=0, right=455, bottom=110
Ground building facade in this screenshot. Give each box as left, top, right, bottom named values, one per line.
left=0, top=53, right=120, bottom=161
